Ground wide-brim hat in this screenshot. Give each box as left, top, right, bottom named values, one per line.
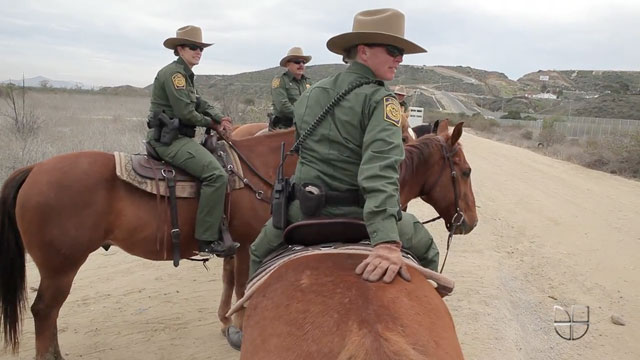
left=163, top=25, right=213, bottom=50
left=393, top=85, right=408, bottom=96
left=279, top=47, right=312, bottom=67
left=326, top=8, right=426, bottom=56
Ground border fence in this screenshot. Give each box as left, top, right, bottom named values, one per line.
left=496, top=115, right=640, bottom=139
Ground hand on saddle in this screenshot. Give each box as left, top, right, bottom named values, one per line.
left=355, top=241, right=411, bottom=283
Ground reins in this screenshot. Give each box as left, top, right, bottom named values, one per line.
left=416, top=138, right=465, bottom=273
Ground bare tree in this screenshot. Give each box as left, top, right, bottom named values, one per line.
left=1, top=77, right=43, bottom=141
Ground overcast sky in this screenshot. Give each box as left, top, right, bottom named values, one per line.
left=1, top=0, right=638, bottom=88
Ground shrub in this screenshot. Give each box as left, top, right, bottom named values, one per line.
left=500, top=110, right=521, bottom=119
left=521, top=129, right=533, bottom=140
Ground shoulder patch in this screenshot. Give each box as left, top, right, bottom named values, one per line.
left=172, top=73, right=186, bottom=89
left=383, top=96, right=401, bottom=127
left=271, top=77, right=281, bottom=88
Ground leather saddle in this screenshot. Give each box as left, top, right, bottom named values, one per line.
left=283, top=218, right=369, bottom=246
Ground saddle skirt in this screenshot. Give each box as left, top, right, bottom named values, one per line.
left=113, top=141, right=244, bottom=198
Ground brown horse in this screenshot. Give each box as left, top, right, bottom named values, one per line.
left=240, top=253, right=464, bottom=360
left=0, top=129, right=297, bottom=360
left=231, top=122, right=269, bottom=140
left=218, top=121, right=477, bottom=347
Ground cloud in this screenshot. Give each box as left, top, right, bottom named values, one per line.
left=1, top=0, right=638, bottom=86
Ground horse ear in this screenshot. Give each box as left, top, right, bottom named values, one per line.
left=450, top=122, right=464, bottom=146
left=431, top=119, right=440, bottom=134
left=436, top=119, right=449, bottom=136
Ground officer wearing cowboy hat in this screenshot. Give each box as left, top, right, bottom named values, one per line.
left=269, top=47, right=313, bottom=130
left=250, top=9, right=439, bottom=284
left=393, top=85, right=409, bottom=113
left=147, top=25, right=238, bottom=257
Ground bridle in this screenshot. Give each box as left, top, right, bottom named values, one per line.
left=418, top=138, right=465, bottom=273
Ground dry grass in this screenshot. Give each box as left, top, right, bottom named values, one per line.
left=0, top=91, right=149, bottom=181
left=470, top=122, right=640, bottom=180
left=2, top=92, right=638, bottom=183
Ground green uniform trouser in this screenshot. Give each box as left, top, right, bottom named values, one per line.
left=249, top=201, right=439, bottom=276
left=149, top=136, right=228, bottom=242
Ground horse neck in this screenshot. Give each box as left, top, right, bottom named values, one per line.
left=399, top=137, right=445, bottom=207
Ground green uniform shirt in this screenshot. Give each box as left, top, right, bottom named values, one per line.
left=149, top=57, right=223, bottom=127
left=293, top=61, right=404, bottom=245
left=271, top=71, right=312, bottom=119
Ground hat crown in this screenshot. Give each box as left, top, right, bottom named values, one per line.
left=325, top=8, right=426, bottom=56
left=175, top=25, right=204, bottom=43
left=286, top=47, right=306, bottom=57
left=394, top=85, right=408, bottom=95
left=352, top=8, right=405, bottom=37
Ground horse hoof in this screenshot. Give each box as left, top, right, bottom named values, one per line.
left=225, top=325, right=243, bottom=351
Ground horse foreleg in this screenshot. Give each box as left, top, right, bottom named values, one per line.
left=31, top=272, right=77, bottom=360
left=218, top=256, right=235, bottom=334
left=232, top=247, right=251, bottom=332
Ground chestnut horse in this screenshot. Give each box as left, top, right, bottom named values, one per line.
left=231, top=122, right=269, bottom=140
left=0, top=129, right=297, bottom=360
left=218, top=121, right=477, bottom=347
left=240, top=253, right=464, bottom=360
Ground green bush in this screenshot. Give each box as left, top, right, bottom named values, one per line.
left=500, top=110, right=521, bottom=119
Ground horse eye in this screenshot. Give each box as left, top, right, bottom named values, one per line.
left=462, top=169, right=471, bottom=178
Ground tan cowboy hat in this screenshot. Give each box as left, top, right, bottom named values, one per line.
left=393, top=85, right=408, bottom=96
left=326, top=8, right=426, bottom=56
left=279, top=47, right=312, bottom=67
left=163, top=25, right=213, bottom=50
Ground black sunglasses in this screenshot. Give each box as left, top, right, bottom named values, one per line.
left=365, top=44, right=405, bottom=57
left=180, top=44, right=204, bottom=52
left=290, top=59, right=306, bottom=65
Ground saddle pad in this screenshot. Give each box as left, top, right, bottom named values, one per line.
left=226, top=246, right=455, bottom=317
left=114, top=152, right=197, bottom=198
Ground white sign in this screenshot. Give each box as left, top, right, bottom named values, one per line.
left=408, top=107, right=424, bottom=127
left=540, top=75, right=549, bottom=81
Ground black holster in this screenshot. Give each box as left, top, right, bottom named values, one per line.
left=295, top=183, right=326, bottom=217
left=148, top=111, right=180, bottom=145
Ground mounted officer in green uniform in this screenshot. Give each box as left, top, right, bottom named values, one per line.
left=394, top=85, right=409, bottom=113
left=269, top=47, right=313, bottom=130
left=146, top=25, right=238, bottom=257
left=250, top=8, right=439, bottom=282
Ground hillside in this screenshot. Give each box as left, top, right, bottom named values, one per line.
left=9, top=66, right=639, bottom=120
left=517, top=70, right=640, bottom=95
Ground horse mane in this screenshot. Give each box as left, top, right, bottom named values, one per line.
left=399, top=134, right=443, bottom=185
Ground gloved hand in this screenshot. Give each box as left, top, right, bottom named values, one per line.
left=355, top=241, right=411, bottom=283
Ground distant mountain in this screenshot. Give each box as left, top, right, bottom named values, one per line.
left=5, top=67, right=639, bottom=120
left=0, top=76, right=92, bottom=89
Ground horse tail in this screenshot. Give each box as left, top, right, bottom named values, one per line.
left=0, top=165, right=33, bottom=353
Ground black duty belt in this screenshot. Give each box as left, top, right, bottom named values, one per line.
left=293, top=184, right=364, bottom=208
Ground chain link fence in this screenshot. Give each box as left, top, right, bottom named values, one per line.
left=497, top=115, right=640, bottom=139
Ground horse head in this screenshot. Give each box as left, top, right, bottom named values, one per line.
left=399, top=120, right=477, bottom=234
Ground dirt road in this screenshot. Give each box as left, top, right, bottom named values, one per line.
left=5, top=132, right=639, bottom=359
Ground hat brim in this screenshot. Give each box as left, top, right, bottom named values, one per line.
left=279, top=55, right=312, bottom=67
left=327, top=31, right=426, bottom=56
left=163, top=38, right=213, bottom=50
